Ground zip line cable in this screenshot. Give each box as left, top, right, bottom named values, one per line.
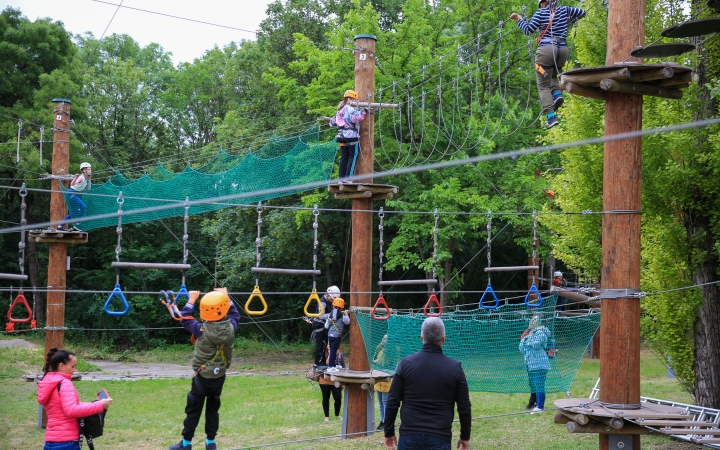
left=1, top=116, right=719, bottom=235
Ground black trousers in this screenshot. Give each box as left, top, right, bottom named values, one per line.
left=314, top=328, right=328, bottom=366
left=338, top=142, right=358, bottom=178
left=182, top=375, right=226, bottom=441
left=320, top=384, right=342, bottom=417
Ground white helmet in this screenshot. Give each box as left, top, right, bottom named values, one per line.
left=326, top=285, right=340, bottom=299
left=80, top=162, right=92, bottom=170
left=554, top=271, right=563, bottom=277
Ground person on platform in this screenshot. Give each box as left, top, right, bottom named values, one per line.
left=319, top=342, right=345, bottom=422
left=519, top=314, right=552, bottom=413
left=38, top=348, right=113, bottom=450
left=305, top=286, right=340, bottom=369
left=510, top=0, right=586, bottom=129
left=553, top=271, right=568, bottom=310
left=327, top=90, right=366, bottom=182
left=58, top=162, right=92, bottom=231
left=168, top=289, right=240, bottom=450
left=383, top=317, right=471, bottom=450
left=323, top=297, right=350, bottom=372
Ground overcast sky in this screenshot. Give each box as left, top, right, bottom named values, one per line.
left=1, top=0, right=273, bottom=65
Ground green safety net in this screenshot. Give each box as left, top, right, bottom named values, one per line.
left=62, top=126, right=339, bottom=231
left=354, top=294, right=600, bottom=393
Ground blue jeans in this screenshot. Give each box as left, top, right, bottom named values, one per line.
left=377, top=390, right=388, bottom=422
left=62, top=194, right=86, bottom=227
left=328, top=336, right=341, bottom=367
left=528, top=369, right=548, bottom=409
left=44, top=441, right=80, bottom=450
left=398, top=434, right=451, bottom=450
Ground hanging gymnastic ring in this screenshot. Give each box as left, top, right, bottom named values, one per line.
left=7, top=291, right=32, bottom=323
left=304, top=289, right=323, bottom=317
left=479, top=284, right=500, bottom=310
left=245, top=285, right=268, bottom=316
left=371, top=294, right=391, bottom=320
left=524, top=283, right=544, bottom=307
left=105, top=284, right=130, bottom=316
left=423, top=293, right=442, bottom=317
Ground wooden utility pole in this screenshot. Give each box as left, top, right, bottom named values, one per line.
left=45, top=99, right=71, bottom=355
left=599, top=0, right=645, bottom=448
left=347, top=34, right=376, bottom=437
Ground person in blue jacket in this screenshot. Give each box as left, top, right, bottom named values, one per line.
left=519, top=314, right=552, bottom=413
left=510, top=0, right=586, bottom=129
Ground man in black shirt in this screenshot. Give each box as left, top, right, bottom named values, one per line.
left=383, top=317, right=471, bottom=450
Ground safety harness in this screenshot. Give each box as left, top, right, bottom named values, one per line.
left=194, top=343, right=227, bottom=377
left=534, top=7, right=557, bottom=77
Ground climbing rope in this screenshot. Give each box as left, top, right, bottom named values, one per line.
left=246, top=202, right=268, bottom=316
left=304, top=205, right=323, bottom=317
left=371, top=208, right=390, bottom=320
left=105, top=193, right=129, bottom=316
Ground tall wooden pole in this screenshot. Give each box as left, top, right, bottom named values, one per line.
left=599, top=0, right=645, bottom=448
left=45, top=99, right=71, bottom=355
left=347, top=34, right=376, bottom=438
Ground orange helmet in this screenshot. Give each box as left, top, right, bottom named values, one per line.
left=343, top=90, right=359, bottom=100
left=199, top=291, right=230, bottom=321
left=332, top=298, right=345, bottom=309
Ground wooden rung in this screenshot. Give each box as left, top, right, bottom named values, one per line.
left=634, top=420, right=718, bottom=427
left=377, top=279, right=437, bottom=286
left=0, top=273, right=28, bottom=281
left=112, top=262, right=191, bottom=270
left=485, top=266, right=539, bottom=272
left=356, top=185, right=398, bottom=194
left=566, top=421, right=651, bottom=434
left=334, top=192, right=393, bottom=200
left=657, top=428, right=720, bottom=435
left=251, top=267, right=321, bottom=276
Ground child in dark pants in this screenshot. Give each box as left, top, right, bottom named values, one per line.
left=319, top=343, right=345, bottom=421
left=169, top=289, right=240, bottom=450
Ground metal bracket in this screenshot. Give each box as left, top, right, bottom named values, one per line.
left=609, top=434, right=633, bottom=449
left=600, top=289, right=646, bottom=299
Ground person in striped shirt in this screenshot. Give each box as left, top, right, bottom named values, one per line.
left=510, top=0, right=586, bottom=129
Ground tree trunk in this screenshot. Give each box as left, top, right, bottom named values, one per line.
left=686, top=0, right=720, bottom=408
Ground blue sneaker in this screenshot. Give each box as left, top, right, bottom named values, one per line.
left=553, top=93, right=564, bottom=110
left=546, top=115, right=559, bottom=129
left=168, top=441, right=191, bottom=450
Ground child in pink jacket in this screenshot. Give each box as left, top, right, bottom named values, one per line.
left=37, top=348, right=113, bottom=450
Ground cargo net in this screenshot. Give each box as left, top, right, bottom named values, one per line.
left=354, top=295, right=600, bottom=393
left=61, top=126, right=338, bottom=231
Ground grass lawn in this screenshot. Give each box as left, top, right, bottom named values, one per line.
left=0, top=339, right=699, bottom=450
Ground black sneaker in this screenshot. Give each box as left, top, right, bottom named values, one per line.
left=553, top=94, right=564, bottom=110
left=206, top=443, right=217, bottom=450
left=524, top=404, right=534, bottom=411
left=546, top=115, right=559, bottom=129
left=376, top=421, right=384, bottom=431
left=168, top=441, right=191, bottom=450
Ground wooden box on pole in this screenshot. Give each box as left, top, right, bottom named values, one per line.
left=347, top=33, right=377, bottom=438
left=600, top=0, right=645, bottom=448
left=45, top=99, right=71, bottom=355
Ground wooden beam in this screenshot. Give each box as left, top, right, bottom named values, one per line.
left=590, top=415, right=626, bottom=429
left=654, top=71, right=692, bottom=87
left=632, top=420, right=718, bottom=427
left=335, top=192, right=393, bottom=200
left=561, top=68, right=632, bottom=85
left=657, top=428, right=720, bottom=435
left=355, top=185, right=398, bottom=194
left=563, top=83, right=607, bottom=101
left=600, top=0, right=645, bottom=447
left=46, top=99, right=71, bottom=356
left=629, top=66, right=674, bottom=82
left=347, top=33, right=376, bottom=439
left=555, top=413, right=571, bottom=424
left=599, top=78, right=683, bottom=99
left=567, top=421, right=651, bottom=434
left=560, top=410, right=590, bottom=425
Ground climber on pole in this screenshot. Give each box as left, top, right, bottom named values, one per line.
left=510, top=0, right=586, bottom=129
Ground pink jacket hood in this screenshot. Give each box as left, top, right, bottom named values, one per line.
left=38, top=372, right=104, bottom=442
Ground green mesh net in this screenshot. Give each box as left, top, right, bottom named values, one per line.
left=62, top=126, right=338, bottom=231
left=354, top=294, right=600, bottom=393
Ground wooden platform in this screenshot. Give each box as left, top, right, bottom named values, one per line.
left=560, top=63, right=693, bottom=101
left=323, top=369, right=392, bottom=385
left=630, top=417, right=720, bottom=442
left=28, top=228, right=88, bottom=244
left=328, top=183, right=398, bottom=200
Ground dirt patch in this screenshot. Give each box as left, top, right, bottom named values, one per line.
left=0, top=338, right=38, bottom=348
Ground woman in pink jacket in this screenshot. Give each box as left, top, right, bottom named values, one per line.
left=37, top=348, right=113, bottom=450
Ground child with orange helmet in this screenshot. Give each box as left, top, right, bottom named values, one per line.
left=169, top=289, right=240, bottom=450
left=323, top=297, right=350, bottom=371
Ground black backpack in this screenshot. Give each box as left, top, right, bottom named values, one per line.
left=57, top=383, right=106, bottom=449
